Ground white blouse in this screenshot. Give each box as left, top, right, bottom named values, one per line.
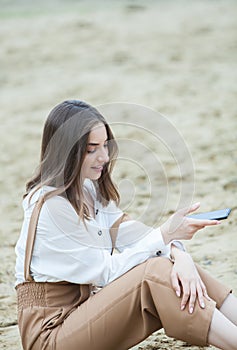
left=15, top=180, right=182, bottom=287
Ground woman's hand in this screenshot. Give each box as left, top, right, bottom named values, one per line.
left=170, top=246, right=211, bottom=314
left=160, top=202, right=220, bottom=244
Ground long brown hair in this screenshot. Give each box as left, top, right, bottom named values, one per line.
left=25, top=100, right=120, bottom=219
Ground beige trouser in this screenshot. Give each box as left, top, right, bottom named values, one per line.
left=16, top=257, right=231, bottom=350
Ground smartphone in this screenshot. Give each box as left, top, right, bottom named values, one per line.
left=188, top=208, right=231, bottom=221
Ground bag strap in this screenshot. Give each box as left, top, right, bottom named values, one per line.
left=24, top=197, right=45, bottom=282
left=109, top=213, right=129, bottom=255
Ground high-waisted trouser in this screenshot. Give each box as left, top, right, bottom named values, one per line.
left=16, top=257, right=231, bottom=350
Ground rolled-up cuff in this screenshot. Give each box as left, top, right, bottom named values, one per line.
left=160, top=240, right=185, bottom=261
left=171, top=240, right=185, bottom=252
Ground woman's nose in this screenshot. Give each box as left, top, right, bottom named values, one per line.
left=97, top=147, right=109, bottom=163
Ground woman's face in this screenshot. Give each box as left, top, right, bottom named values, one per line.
left=81, top=123, right=110, bottom=181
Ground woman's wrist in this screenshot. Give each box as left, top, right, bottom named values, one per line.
left=170, top=244, right=188, bottom=261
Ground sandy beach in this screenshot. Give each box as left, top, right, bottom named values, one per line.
left=0, top=0, right=236, bottom=349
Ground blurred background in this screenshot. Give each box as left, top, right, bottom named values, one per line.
left=0, top=1, right=237, bottom=348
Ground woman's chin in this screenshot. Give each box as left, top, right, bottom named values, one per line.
left=87, top=173, right=102, bottom=181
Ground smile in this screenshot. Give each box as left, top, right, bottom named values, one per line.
left=91, top=166, right=103, bottom=171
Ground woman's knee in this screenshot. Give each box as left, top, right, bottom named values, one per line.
left=143, top=257, right=173, bottom=286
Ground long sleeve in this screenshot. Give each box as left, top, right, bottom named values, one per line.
left=44, top=198, right=172, bottom=285
left=16, top=193, right=170, bottom=286
left=116, top=221, right=185, bottom=256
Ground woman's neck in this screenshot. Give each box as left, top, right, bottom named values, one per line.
left=83, top=188, right=95, bottom=219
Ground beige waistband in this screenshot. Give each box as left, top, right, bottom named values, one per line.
left=16, top=281, right=90, bottom=313
left=16, top=282, right=47, bottom=310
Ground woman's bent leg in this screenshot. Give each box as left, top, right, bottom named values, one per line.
left=52, top=258, right=219, bottom=350
left=219, top=293, right=237, bottom=326
left=53, top=259, right=161, bottom=350
left=208, top=308, right=237, bottom=350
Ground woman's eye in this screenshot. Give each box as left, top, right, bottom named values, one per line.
left=87, top=148, right=96, bottom=154
left=87, top=142, right=108, bottom=154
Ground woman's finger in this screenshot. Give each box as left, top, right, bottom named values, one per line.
left=200, top=279, right=211, bottom=301
left=188, top=281, right=197, bottom=314
left=178, top=202, right=200, bottom=216
left=188, top=218, right=220, bottom=227
left=171, top=269, right=181, bottom=297
left=196, top=281, right=205, bottom=309
left=181, top=282, right=190, bottom=310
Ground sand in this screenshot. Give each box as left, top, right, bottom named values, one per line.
left=0, top=0, right=236, bottom=349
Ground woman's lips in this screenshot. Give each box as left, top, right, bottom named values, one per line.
left=91, top=166, right=103, bottom=172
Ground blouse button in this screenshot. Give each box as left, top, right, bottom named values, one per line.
left=98, top=230, right=102, bottom=236
left=156, top=250, right=162, bottom=256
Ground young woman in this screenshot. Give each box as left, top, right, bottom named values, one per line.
left=15, top=100, right=237, bottom=350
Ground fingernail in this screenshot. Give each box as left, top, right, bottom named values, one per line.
left=201, top=302, right=205, bottom=309
left=194, top=202, right=200, bottom=207
left=176, top=291, right=180, bottom=297
left=181, top=305, right=185, bottom=311
left=189, top=307, right=193, bottom=314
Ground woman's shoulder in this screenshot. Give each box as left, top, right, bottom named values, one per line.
left=23, top=186, right=80, bottom=230
left=22, top=186, right=70, bottom=210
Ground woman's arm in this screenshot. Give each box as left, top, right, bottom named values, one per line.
left=115, top=203, right=219, bottom=257
left=31, top=196, right=220, bottom=289
left=31, top=196, right=171, bottom=286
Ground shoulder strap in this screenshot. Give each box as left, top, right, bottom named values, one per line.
left=109, top=213, right=129, bottom=255
left=25, top=201, right=128, bottom=278
left=24, top=197, right=45, bottom=282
